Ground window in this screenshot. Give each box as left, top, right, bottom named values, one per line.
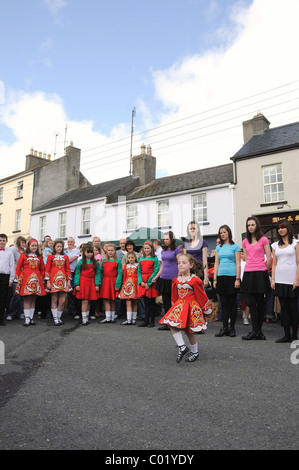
left=126, top=204, right=138, bottom=231
left=17, top=181, right=23, bottom=198
left=15, top=209, right=21, bottom=231
left=39, top=216, right=46, bottom=241
left=58, top=212, right=67, bottom=238
left=263, top=164, right=284, bottom=203
left=192, top=193, right=207, bottom=222
left=81, top=207, right=90, bottom=235
left=157, top=200, right=169, bottom=227
left=0, top=187, right=3, bottom=203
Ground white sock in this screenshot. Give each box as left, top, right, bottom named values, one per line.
left=190, top=343, right=198, bottom=353
left=30, top=308, right=35, bottom=320
left=172, top=331, right=185, bottom=348
left=127, top=311, right=132, bottom=322
left=132, top=311, right=137, bottom=321
left=111, top=311, right=115, bottom=321
left=57, top=310, right=63, bottom=321
left=106, top=311, right=111, bottom=321
left=51, top=308, right=58, bottom=323
left=82, top=312, right=87, bottom=323
left=24, top=309, right=31, bottom=325
left=86, top=310, right=89, bottom=322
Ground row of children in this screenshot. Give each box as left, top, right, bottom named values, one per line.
left=0, top=232, right=212, bottom=363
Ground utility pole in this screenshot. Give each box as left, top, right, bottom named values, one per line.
left=130, top=107, right=136, bottom=175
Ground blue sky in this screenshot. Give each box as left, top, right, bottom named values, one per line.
left=0, top=0, right=299, bottom=183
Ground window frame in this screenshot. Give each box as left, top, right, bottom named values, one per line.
left=191, top=193, right=207, bottom=223
left=156, top=199, right=170, bottom=228
left=126, top=204, right=138, bottom=231
left=81, top=207, right=91, bottom=235
left=262, top=163, right=284, bottom=204
left=58, top=211, right=67, bottom=238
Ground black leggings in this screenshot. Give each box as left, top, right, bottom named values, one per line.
left=144, top=297, right=157, bottom=325
left=219, top=293, right=237, bottom=330
left=247, top=293, right=265, bottom=334
left=279, top=297, right=299, bottom=339
left=162, top=292, right=172, bottom=315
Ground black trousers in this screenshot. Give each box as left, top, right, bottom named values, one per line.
left=279, top=296, right=299, bottom=338
left=247, top=293, right=265, bottom=334
left=144, top=297, right=157, bottom=325
left=0, top=274, right=10, bottom=322
left=219, top=293, right=237, bottom=330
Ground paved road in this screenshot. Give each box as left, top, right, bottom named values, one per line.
left=0, top=313, right=298, bottom=451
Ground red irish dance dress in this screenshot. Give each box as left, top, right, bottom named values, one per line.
left=159, top=275, right=212, bottom=333
left=45, top=254, right=72, bottom=292
left=73, top=259, right=101, bottom=300
left=119, top=263, right=138, bottom=300
left=137, top=256, right=160, bottom=298
left=99, top=259, right=123, bottom=299
left=15, top=253, right=46, bottom=296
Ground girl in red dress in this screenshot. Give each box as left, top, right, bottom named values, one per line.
left=15, top=239, right=46, bottom=326
left=74, top=244, right=101, bottom=325
left=138, top=241, right=160, bottom=328
left=45, top=239, right=71, bottom=326
left=99, top=244, right=123, bottom=324
left=159, top=253, right=212, bottom=363
left=119, top=251, right=139, bottom=325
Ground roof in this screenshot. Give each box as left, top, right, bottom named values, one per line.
left=232, top=121, right=299, bottom=160
left=122, top=163, right=234, bottom=201
left=32, top=175, right=137, bottom=212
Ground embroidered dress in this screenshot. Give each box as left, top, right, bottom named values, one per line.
left=119, top=263, right=138, bottom=300
left=99, top=259, right=123, bottom=299
left=137, top=256, right=160, bottom=298
left=74, top=259, right=101, bottom=300
left=45, top=254, right=72, bottom=293
left=14, top=253, right=46, bottom=296
left=159, top=275, right=212, bottom=333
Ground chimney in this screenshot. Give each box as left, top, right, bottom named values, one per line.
left=242, top=113, right=270, bottom=144
left=132, top=144, right=156, bottom=186
left=25, top=148, right=51, bottom=171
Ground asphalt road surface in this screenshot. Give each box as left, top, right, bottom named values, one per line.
left=0, top=313, right=298, bottom=451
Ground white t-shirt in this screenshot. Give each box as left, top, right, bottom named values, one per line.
left=271, top=239, right=298, bottom=285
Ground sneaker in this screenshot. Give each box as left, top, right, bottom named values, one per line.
left=90, top=316, right=96, bottom=320
left=185, top=352, right=199, bottom=362
left=6, top=315, right=13, bottom=321
left=243, top=318, right=250, bottom=325
left=74, top=315, right=80, bottom=320
left=19, top=313, right=25, bottom=319
left=176, top=345, right=189, bottom=363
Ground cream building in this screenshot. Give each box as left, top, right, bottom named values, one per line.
left=0, top=150, right=50, bottom=245
left=231, top=114, right=299, bottom=245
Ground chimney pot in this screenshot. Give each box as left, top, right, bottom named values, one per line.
left=141, top=143, right=146, bottom=155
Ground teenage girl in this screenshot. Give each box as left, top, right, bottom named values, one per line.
left=138, top=240, right=160, bottom=327
left=159, top=253, right=212, bottom=363
left=99, top=244, right=123, bottom=324
left=213, top=225, right=241, bottom=337
left=241, top=216, right=271, bottom=340
left=45, top=239, right=71, bottom=326
left=74, top=244, right=101, bottom=325
left=15, top=239, right=46, bottom=326
left=119, top=251, right=139, bottom=325
left=271, top=219, right=299, bottom=343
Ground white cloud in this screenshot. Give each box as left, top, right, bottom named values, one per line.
left=44, top=0, right=68, bottom=15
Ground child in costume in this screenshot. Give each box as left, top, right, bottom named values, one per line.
left=74, top=244, right=101, bottom=325
left=119, top=251, right=139, bottom=325
left=99, top=244, right=122, bottom=324
left=45, top=239, right=72, bottom=326
left=15, top=239, right=46, bottom=326
left=159, top=253, right=212, bottom=363
left=138, top=240, right=160, bottom=328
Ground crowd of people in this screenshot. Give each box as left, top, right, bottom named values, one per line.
left=0, top=217, right=298, bottom=363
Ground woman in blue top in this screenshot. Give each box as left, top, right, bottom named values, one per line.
left=213, top=225, right=241, bottom=337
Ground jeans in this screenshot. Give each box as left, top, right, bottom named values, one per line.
left=7, top=282, right=24, bottom=318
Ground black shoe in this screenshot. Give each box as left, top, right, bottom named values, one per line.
left=30, top=320, right=36, bottom=325
left=229, top=328, right=236, bottom=337
left=242, top=331, right=257, bottom=340
left=275, top=336, right=291, bottom=343
left=185, top=352, right=199, bottom=362
left=176, top=345, right=189, bottom=363
left=99, top=319, right=111, bottom=324
left=215, top=328, right=229, bottom=337
left=157, top=325, right=169, bottom=330
left=147, top=323, right=155, bottom=328
left=138, top=321, right=148, bottom=327
left=256, top=331, right=266, bottom=340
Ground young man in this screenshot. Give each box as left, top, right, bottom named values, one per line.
left=0, top=234, right=15, bottom=325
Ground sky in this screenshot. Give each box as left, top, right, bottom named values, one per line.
left=0, top=0, right=299, bottom=185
